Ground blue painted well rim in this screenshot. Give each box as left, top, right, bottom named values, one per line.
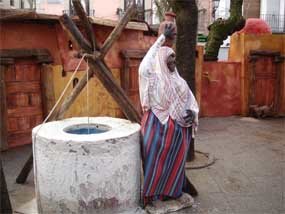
left=63, top=123, right=111, bottom=135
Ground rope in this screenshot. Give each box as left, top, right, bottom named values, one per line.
left=86, top=59, right=90, bottom=133
left=33, top=54, right=87, bottom=212
left=42, top=54, right=87, bottom=126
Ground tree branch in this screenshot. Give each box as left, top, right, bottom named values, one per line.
left=204, top=0, right=245, bottom=61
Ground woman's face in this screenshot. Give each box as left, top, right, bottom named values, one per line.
left=167, top=53, right=176, bottom=73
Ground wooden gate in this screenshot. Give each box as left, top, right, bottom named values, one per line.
left=248, top=50, right=284, bottom=117
left=0, top=49, right=53, bottom=150
left=5, top=60, right=43, bottom=147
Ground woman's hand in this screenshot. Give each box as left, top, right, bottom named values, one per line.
left=183, top=109, right=195, bottom=124
left=142, top=106, right=149, bottom=113
left=163, top=23, right=176, bottom=40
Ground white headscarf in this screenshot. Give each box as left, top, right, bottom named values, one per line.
left=140, top=46, right=199, bottom=127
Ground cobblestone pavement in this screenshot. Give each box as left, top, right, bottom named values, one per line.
left=2, top=116, right=285, bottom=214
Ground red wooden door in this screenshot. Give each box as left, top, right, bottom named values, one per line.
left=248, top=51, right=282, bottom=116
left=5, top=60, right=43, bottom=148
left=252, top=56, right=277, bottom=106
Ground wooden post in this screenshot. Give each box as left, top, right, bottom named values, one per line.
left=41, top=64, right=56, bottom=119
left=186, top=136, right=195, bottom=162
left=16, top=154, right=33, bottom=184
left=72, top=0, right=98, bottom=50
left=60, top=14, right=93, bottom=53
left=1, top=162, right=13, bottom=214
left=0, top=64, right=8, bottom=151
left=90, top=59, right=141, bottom=122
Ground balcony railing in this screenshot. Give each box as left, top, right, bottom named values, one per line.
left=62, top=9, right=95, bottom=17
left=261, top=14, right=285, bottom=33
left=144, top=9, right=160, bottom=25
left=117, top=8, right=159, bottom=25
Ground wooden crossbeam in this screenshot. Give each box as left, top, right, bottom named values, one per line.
left=60, top=14, right=93, bottom=53
left=91, top=60, right=141, bottom=122
left=55, top=1, right=140, bottom=122
left=72, top=0, right=98, bottom=50
left=54, top=70, right=94, bottom=120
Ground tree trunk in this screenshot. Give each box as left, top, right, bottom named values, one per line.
left=204, top=0, right=245, bottom=61
left=170, top=0, right=198, bottom=161
left=170, top=0, right=198, bottom=92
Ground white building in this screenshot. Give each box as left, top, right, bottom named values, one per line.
left=216, top=0, right=285, bottom=33
left=0, top=0, right=35, bottom=10
left=260, top=0, right=285, bottom=32
left=215, top=0, right=230, bottom=19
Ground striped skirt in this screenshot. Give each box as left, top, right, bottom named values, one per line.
left=141, top=110, right=191, bottom=205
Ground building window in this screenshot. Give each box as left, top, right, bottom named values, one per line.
left=124, top=0, right=144, bottom=10
left=124, top=0, right=145, bottom=21
left=47, top=0, right=62, bottom=3
left=10, top=0, right=14, bottom=6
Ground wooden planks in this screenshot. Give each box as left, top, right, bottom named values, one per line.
left=7, top=106, right=42, bottom=117
left=0, top=49, right=53, bottom=63
left=248, top=51, right=283, bottom=116
left=40, top=64, right=56, bottom=118
left=6, top=82, right=41, bottom=93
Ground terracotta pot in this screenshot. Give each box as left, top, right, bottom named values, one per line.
left=158, top=12, right=177, bottom=36
left=164, top=11, right=176, bottom=22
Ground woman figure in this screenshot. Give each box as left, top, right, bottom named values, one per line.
left=139, top=24, right=199, bottom=206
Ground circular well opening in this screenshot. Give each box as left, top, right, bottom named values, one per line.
left=64, top=123, right=111, bottom=135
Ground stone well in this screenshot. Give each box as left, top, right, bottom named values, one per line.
left=32, top=117, right=141, bottom=214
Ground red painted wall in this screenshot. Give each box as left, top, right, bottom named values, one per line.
left=55, top=24, right=88, bottom=72
left=1, top=23, right=62, bottom=65
left=1, top=21, right=155, bottom=74
left=56, top=23, right=155, bottom=72
left=2, top=21, right=244, bottom=119
left=201, top=61, right=241, bottom=117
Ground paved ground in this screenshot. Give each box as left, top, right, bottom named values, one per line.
left=1, top=116, right=285, bottom=214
